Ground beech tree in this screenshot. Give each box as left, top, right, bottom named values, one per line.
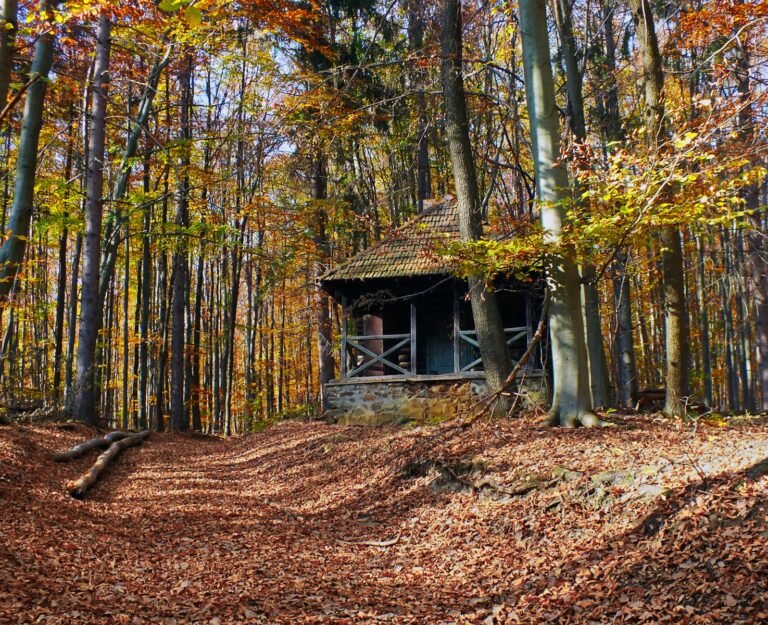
left=72, top=14, right=111, bottom=425
left=0, top=0, right=57, bottom=301
left=518, top=0, right=597, bottom=426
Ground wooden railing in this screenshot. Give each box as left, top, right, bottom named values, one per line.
left=457, top=326, right=528, bottom=372
left=344, top=334, right=412, bottom=378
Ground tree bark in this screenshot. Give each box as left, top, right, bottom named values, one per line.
left=628, top=0, right=689, bottom=416
left=312, top=150, right=335, bottom=408
left=0, top=0, right=57, bottom=301
left=170, top=52, right=192, bottom=432
left=0, top=0, right=18, bottom=111
left=72, top=15, right=111, bottom=425
left=552, top=0, right=610, bottom=408
left=53, top=431, right=130, bottom=462
left=68, top=431, right=150, bottom=498
left=441, top=0, right=511, bottom=410
left=518, top=0, right=596, bottom=426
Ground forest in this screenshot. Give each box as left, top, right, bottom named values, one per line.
left=1, top=0, right=768, bottom=623
left=0, top=0, right=765, bottom=429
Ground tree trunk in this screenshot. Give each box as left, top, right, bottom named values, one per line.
left=441, top=0, right=511, bottom=410
left=52, top=431, right=131, bottom=462
left=312, top=150, right=335, bottom=408
left=0, top=0, right=57, bottom=301
left=600, top=0, right=637, bottom=407
left=68, top=431, right=150, bottom=499
left=628, top=0, right=689, bottom=416
left=170, top=52, right=192, bottom=432
left=553, top=0, right=610, bottom=408
left=72, top=14, right=110, bottom=425
left=519, top=0, right=596, bottom=426
left=0, top=0, right=18, bottom=110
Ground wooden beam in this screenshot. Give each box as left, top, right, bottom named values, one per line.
left=453, top=282, right=460, bottom=373
left=410, top=302, right=417, bottom=376
left=341, top=296, right=348, bottom=379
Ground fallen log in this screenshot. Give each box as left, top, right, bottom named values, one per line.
left=68, top=431, right=150, bottom=499
left=52, top=431, right=132, bottom=462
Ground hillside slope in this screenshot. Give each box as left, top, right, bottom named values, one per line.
left=1, top=416, right=766, bottom=624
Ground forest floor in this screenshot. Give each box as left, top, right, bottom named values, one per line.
left=0, top=414, right=767, bottom=625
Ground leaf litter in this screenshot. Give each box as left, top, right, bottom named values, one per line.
left=0, top=414, right=766, bottom=624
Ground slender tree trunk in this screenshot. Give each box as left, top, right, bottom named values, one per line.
left=628, top=0, right=689, bottom=416
left=407, top=0, right=431, bottom=212
left=191, top=255, right=203, bottom=431
left=0, top=0, right=18, bottom=111
left=0, top=0, right=57, bottom=301
left=519, top=0, right=596, bottom=426
left=732, top=35, right=768, bottom=411
left=694, top=235, right=713, bottom=407
left=97, top=42, right=174, bottom=312
left=441, top=0, right=511, bottom=410
left=72, top=15, right=110, bottom=424
left=122, top=223, right=130, bottom=429
left=312, top=151, right=335, bottom=407
left=53, top=119, right=75, bottom=401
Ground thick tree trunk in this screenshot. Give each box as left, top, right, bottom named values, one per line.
left=519, top=0, right=596, bottom=426
left=441, top=0, right=511, bottom=409
left=628, top=0, right=689, bottom=417
left=170, top=53, right=192, bottom=432
left=0, top=0, right=57, bottom=301
left=552, top=0, right=610, bottom=408
left=73, top=15, right=111, bottom=425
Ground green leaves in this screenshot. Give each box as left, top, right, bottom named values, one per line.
left=157, top=0, right=203, bottom=28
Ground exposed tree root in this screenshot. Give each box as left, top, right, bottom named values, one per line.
left=547, top=409, right=607, bottom=428
left=336, top=532, right=401, bottom=547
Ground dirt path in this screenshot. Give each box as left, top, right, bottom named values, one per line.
left=1, top=417, right=767, bottom=624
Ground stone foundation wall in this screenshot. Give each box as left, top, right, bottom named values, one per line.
left=324, top=374, right=547, bottom=425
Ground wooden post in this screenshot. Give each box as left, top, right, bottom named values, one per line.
left=453, top=281, right=461, bottom=373
left=525, top=293, right=533, bottom=371
left=410, top=301, right=417, bottom=375
left=341, top=296, right=348, bottom=379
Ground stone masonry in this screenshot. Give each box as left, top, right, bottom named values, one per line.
left=323, top=374, right=546, bottom=425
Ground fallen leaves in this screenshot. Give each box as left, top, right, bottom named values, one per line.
left=0, top=415, right=766, bottom=624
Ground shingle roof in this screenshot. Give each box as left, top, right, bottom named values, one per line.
left=320, top=197, right=460, bottom=283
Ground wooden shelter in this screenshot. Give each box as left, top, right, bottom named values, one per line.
left=319, top=197, right=544, bottom=424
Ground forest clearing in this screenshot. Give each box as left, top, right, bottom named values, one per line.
left=1, top=416, right=767, bottom=624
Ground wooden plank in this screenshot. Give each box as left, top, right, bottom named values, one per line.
left=346, top=334, right=410, bottom=341
left=453, top=283, right=460, bottom=373
left=410, top=302, right=417, bottom=375
left=341, top=297, right=348, bottom=379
